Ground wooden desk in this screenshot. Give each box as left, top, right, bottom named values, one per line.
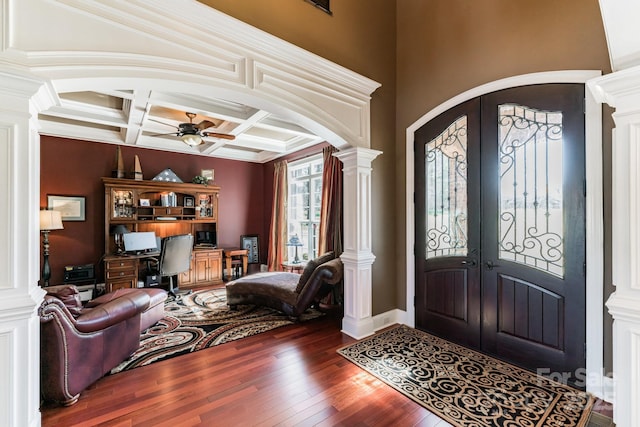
left=103, top=253, right=154, bottom=293
left=104, top=249, right=223, bottom=293
left=223, top=248, right=248, bottom=279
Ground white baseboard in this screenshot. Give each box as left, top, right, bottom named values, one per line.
left=372, top=309, right=408, bottom=332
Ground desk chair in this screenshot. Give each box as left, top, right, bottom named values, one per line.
left=154, top=234, right=193, bottom=297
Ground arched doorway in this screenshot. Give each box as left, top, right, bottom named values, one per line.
left=405, top=70, right=606, bottom=396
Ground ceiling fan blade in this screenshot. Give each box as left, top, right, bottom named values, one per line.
left=203, top=132, right=235, bottom=140
left=196, top=120, right=215, bottom=131
left=148, top=118, right=178, bottom=129
left=147, top=131, right=180, bottom=137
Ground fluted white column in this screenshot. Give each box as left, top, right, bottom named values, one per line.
left=334, top=147, right=382, bottom=339
left=589, top=65, right=640, bottom=427
left=0, top=70, right=53, bottom=427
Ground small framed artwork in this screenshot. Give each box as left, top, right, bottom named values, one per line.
left=184, top=196, right=195, bottom=207
left=241, top=234, right=260, bottom=264
left=139, top=198, right=151, bottom=207
left=201, top=169, right=214, bottom=182
left=47, top=195, right=86, bottom=221
left=306, top=0, right=332, bottom=15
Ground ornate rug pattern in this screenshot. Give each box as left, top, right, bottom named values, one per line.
left=338, top=325, right=593, bottom=427
left=111, top=288, right=322, bottom=374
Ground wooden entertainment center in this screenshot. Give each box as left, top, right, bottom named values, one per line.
left=103, top=178, right=222, bottom=292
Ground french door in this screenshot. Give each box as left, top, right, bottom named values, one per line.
left=415, top=84, right=586, bottom=385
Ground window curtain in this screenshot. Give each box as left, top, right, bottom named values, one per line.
left=267, top=160, right=288, bottom=271
left=318, top=146, right=343, bottom=256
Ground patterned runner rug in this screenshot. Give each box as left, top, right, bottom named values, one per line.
left=111, top=288, right=322, bottom=374
left=338, top=325, right=593, bottom=427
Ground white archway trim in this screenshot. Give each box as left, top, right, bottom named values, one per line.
left=9, top=0, right=380, bottom=151
left=404, top=70, right=607, bottom=399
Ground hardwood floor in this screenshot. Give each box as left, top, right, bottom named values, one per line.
left=40, top=313, right=449, bottom=427
left=40, top=304, right=611, bottom=427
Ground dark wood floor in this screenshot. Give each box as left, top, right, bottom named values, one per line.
left=40, top=304, right=612, bottom=426
left=40, top=312, right=450, bottom=427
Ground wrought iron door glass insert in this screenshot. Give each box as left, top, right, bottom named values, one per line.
left=498, top=104, right=564, bottom=278
left=425, top=115, right=468, bottom=258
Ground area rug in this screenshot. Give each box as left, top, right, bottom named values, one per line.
left=337, top=325, right=593, bottom=427
left=111, top=288, right=322, bottom=374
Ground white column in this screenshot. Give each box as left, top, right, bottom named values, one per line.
left=0, top=69, right=53, bottom=427
left=589, top=66, right=640, bottom=427
left=334, top=147, right=382, bottom=339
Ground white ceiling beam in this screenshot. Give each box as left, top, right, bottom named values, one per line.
left=41, top=102, right=127, bottom=128
left=122, top=90, right=152, bottom=145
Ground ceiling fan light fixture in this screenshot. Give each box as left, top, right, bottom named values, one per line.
left=181, top=133, right=202, bottom=146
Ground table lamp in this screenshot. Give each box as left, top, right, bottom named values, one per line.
left=111, top=224, right=130, bottom=254
left=287, top=235, right=304, bottom=264
left=40, top=210, right=63, bottom=287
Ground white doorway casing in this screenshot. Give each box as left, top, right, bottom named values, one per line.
left=589, top=65, right=640, bottom=427
left=404, top=70, right=608, bottom=400
left=0, top=1, right=380, bottom=425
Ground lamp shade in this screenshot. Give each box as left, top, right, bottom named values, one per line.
left=287, top=235, right=303, bottom=247
left=111, top=224, right=130, bottom=235
left=39, top=210, right=63, bottom=231
left=181, top=133, right=202, bottom=146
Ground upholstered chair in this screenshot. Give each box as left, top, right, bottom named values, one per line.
left=226, top=252, right=343, bottom=318
left=39, top=285, right=150, bottom=406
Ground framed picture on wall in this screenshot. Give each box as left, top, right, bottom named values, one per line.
left=241, top=234, right=260, bottom=264
left=47, top=195, right=86, bottom=221
left=201, top=169, right=214, bottom=182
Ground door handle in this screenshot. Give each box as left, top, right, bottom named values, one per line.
left=461, top=259, right=477, bottom=267
left=485, top=260, right=498, bottom=270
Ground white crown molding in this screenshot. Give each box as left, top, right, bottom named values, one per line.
left=588, top=64, right=640, bottom=108
left=607, top=293, right=640, bottom=323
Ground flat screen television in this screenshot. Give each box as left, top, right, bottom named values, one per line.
left=123, top=231, right=159, bottom=254
left=195, top=230, right=217, bottom=247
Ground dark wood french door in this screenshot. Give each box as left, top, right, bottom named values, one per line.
left=415, top=84, right=586, bottom=385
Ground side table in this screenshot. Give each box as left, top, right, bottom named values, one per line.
left=281, top=262, right=306, bottom=273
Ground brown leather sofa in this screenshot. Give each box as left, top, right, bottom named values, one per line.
left=84, top=287, right=167, bottom=331
left=226, top=252, right=343, bottom=318
left=39, top=285, right=167, bottom=406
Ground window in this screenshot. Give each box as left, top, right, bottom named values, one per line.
left=288, top=154, right=323, bottom=262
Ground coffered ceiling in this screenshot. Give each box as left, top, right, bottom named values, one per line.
left=38, top=89, right=326, bottom=163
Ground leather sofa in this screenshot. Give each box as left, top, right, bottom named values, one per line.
left=39, top=285, right=167, bottom=406
left=84, top=287, right=167, bottom=331
left=226, top=251, right=343, bottom=318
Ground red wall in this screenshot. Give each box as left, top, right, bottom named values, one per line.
left=40, top=136, right=266, bottom=285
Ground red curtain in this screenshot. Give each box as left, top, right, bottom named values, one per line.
left=318, top=146, right=343, bottom=256
left=267, top=160, right=288, bottom=271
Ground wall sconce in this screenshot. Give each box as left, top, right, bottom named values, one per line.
left=39, top=210, right=63, bottom=287
left=286, top=234, right=304, bottom=264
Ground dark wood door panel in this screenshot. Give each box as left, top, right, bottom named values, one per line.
left=415, top=97, right=481, bottom=349
left=425, top=269, right=468, bottom=321
left=480, top=84, right=586, bottom=385
left=494, top=274, right=564, bottom=350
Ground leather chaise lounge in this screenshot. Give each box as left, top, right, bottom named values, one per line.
left=226, top=251, right=343, bottom=318
left=39, top=284, right=167, bottom=406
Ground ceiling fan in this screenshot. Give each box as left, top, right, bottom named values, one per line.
left=149, top=112, right=236, bottom=147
